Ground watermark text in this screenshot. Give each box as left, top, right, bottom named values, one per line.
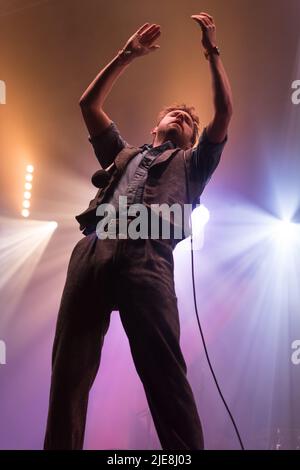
left=0, top=80, right=6, bottom=104
left=291, top=339, right=300, bottom=365
left=291, top=80, right=300, bottom=105
left=0, top=340, right=6, bottom=365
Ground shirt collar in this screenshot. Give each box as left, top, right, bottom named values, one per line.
left=140, top=140, right=176, bottom=155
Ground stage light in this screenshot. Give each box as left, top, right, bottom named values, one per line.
left=21, top=209, right=30, bottom=217
left=21, top=164, right=34, bottom=218
left=0, top=216, right=58, bottom=330
left=191, top=204, right=210, bottom=227
left=26, top=165, right=34, bottom=173
left=49, top=221, right=58, bottom=230
left=272, top=219, right=299, bottom=244
left=176, top=204, right=210, bottom=252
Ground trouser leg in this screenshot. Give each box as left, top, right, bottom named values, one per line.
left=117, top=239, right=204, bottom=450
left=44, top=234, right=115, bottom=450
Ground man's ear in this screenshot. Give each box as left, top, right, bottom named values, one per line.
left=151, top=126, right=158, bottom=137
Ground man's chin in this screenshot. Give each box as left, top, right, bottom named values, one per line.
left=166, top=128, right=180, bottom=139
left=170, top=134, right=190, bottom=150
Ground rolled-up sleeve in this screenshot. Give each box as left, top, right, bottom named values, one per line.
left=191, top=127, right=227, bottom=186
left=88, top=122, right=128, bottom=169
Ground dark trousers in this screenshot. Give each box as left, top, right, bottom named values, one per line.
left=43, top=233, right=204, bottom=450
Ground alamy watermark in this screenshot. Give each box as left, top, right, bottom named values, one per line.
left=0, top=82, right=6, bottom=358
left=0, top=340, right=6, bottom=365
left=291, top=80, right=300, bottom=105
left=95, top=196, right=194, bottom=241
left=291, top=339, right=300, bottom=365
left=0, top=80, right=6, bottom=104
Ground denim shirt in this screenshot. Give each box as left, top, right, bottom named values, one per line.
left=89, top=121, right=227, bottom=211
left=89, top=123, right=176, bottom=211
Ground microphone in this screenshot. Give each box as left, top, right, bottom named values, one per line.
left=91, top=169, right=111, bottom=188
left=91, top=162, right=115, bottom=188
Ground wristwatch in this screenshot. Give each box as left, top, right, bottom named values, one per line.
left=117, top=48, right=133, bottom=66
left=204, top=45, right=220, bottom=60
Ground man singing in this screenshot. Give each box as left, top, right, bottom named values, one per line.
left=44, top=12, right=233, bottom=450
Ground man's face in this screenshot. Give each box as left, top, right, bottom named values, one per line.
left=152, top=109, right=195, bottom=149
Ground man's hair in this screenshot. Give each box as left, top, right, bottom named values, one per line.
left=156, top=103, right=200, bottom=147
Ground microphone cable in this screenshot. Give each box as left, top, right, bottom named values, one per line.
left=183, top=150, right=245, bottom=450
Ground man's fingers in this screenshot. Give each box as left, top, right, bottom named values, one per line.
left=191, top=16, right=208, bottom=30
left=200, top=11, right=214, bottom=20
left=143, top=24, right=160, bottom=33
left=140, top=26, right=161, bottom=45
left=201, top=17, right=211, bottom=28
left=141, top=24, right=160, bottom=38
left=136, top=22, right=150, bottom=34
left=149, top=44, right=160, bottom=52
left=143, top=29, right=161, bottom=44
left=191, top=13, right=214, bottom=27
left=134, top=22, right=161, bottom=50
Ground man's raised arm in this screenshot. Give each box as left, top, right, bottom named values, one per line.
left=79, top=23, right=161, bottom=138
left=191, top=12, right=233, bottom=144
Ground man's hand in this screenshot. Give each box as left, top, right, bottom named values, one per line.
left=191, top=12, right=217, bottom=51
left=119, top=23, right=161, bottom=64
left=190, top=12, right=232, bottom=143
